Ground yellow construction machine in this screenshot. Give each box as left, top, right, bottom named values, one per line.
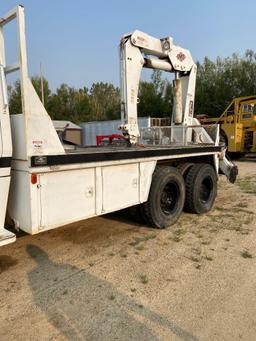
left=199, top=96, right=256, bottom=155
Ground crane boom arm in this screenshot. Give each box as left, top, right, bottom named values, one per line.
left=119, top=30, right=197, bottom=144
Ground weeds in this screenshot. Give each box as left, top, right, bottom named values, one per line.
left=205, top=255, right=213, bottom=261
left=189, top=256, right=200, bottom=262
left=173, top=228, right=186, bottom=237
left=237, top=177, right=256, bottom=195
left=235, top=201, right=248, bottom=208
left=139, top=273, right=149, bottom=284
left=172, top=236, right=181, bottom=242
left=128, top=233, right=157, bottom=247
left=214, top=206, right=226, bottom=211
left=240, top=249, right=253, bottom=259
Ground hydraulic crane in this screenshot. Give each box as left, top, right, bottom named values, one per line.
left=119, top=30, right=237, bottom=182
left=119, top=30, right=197, bottom=144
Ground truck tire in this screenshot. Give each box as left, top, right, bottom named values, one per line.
left=143, top=166, right=185, bottom=228
left=177, top=162, right=194, bottom=178
left=184, top=163, right=217, bottom=214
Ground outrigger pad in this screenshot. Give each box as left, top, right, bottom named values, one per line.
left=0, top=228, right=16, bottom=247
left=229, top=165, right=238, bottom=184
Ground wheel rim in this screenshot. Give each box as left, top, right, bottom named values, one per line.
left=199, top=176, right=213, bottom=203
left=160, top=181, right=180, bottom=215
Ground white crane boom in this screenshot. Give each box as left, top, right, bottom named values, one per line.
left=119, top=30, right=197, bottom=144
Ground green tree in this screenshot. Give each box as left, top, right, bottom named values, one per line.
left=8, top=81, right=22, bottom=114
left=89, top=82, right=120, bottom=121
left=195, top=50, right=256, bottom=117
left=47, top=84, right=91, bottom=123
left=138, top=70, right=173, bottom=117
left=31, top=76, right=51, bottom=106
left=8, top=76, right=51, bottom=115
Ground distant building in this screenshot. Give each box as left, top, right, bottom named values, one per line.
left=53, top=120, right=82, bottom=146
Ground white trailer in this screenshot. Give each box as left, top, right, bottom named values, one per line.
left=0, top=6, right=237, bottom=247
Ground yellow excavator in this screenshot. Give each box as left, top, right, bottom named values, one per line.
left=199, top=96, right=256, bottom=155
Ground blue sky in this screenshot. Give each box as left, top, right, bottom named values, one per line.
left=1, top=0, right=255, bottom=90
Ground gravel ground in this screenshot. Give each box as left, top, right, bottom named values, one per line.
left=0, top=160, right=256, bottom=341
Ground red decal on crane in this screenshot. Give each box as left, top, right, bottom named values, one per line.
left=176, top=52, right=186, bottom=62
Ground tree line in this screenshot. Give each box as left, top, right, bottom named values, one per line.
left=8, top=50, right=256, bottom=123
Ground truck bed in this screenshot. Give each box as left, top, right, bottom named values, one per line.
left=30, top=143, right=221, bottom=167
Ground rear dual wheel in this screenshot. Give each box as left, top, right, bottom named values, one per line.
left=184, top=163, right=217, bottom=214
left=143, top=166, right=185, bottom=228
left=129, top=163, right=217, bottom=228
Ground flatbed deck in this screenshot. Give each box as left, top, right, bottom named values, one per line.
left=31, top=143, right=221, bottom=167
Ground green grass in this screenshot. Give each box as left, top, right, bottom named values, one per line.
left=128, top=233, right=157, bottom=247
left=214, top=206, right=226, bottom=211
left=236, top=202, right=248, bottom=208
left=172, top=236, right=181, bottom=242
left=189, top=256, right=200, bottom=262
left=240, top=249, right=253, bottom=259
left=173, top=228, right=186, bottom=237
left=168, top=228, right=187, bottom=242
left=236, top=177, right=256, bottom=195
left=208, top=215, right=223, bottom=223
left=139, top=273, right=149, bottom=284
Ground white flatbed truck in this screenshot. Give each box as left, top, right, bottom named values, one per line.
left=0, top=6, right=237, bottom=247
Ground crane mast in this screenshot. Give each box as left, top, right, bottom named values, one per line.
left=119, top=30, right=197, bottom=144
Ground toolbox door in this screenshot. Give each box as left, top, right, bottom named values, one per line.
left=39, top=168, right=96, bottom=229
left=101, top=163, right=140, bottom=213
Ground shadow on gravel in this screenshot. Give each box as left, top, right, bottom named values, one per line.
left=0, top=255, right=18, bottom=273
left=27, top=244, right=198, bottom=341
